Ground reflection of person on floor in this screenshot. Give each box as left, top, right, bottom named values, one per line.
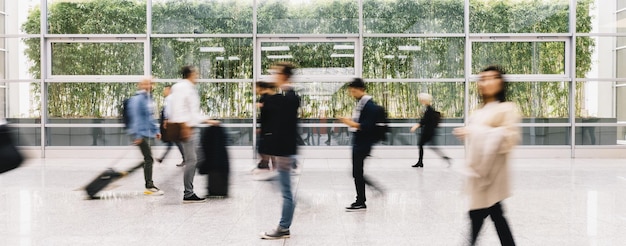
left=453, top=66, right=520, bottom=246
left=156, top=85, right=185, bottom=166
left=410, top=93, right=451, bottom=168
left=255, top=81, right=277, bottom=171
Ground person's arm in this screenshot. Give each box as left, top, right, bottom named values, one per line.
left=494, top=103, right=521, bottom=154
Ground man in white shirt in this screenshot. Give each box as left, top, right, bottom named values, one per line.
left=167, top=65, right=219, bottom=203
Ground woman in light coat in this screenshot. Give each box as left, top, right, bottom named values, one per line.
left=453, top=66, right=520, bottom=246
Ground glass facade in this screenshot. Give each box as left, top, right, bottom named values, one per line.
left=1, top=0, right=625, bottom=155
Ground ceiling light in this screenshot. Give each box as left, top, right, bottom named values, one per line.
left=200, top=47, right=225, bottom=52
left=267, top=55, right=293, bottom=59
left=333, top=44, right=354, bottom=50
left=398, top=45, right=421, bottom=51
left=261, top=46, right=290, bottom=51
left=330, top=53, right=354, bottom=58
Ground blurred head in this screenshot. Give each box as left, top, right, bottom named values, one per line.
left=138, top=77, right=153, bottom=92
left=163, top=86, right=171, bottom=97
left=255, top=81, right=275, bottom=94
left=271, top=62, right=295, bottom=86
left=478, top=65, right=507, bottom=102
left=418, top=93, right=432, bottom=106
left=347, top=78, right=367, bottom=100
left=181, top=65, right=199, bottom=83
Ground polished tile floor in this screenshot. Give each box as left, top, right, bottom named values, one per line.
left=0, top=156, right=625, bottom=246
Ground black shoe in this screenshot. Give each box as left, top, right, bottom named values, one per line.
left=443, top=157, right=453, bottom=167
left=176, top=162, right=185, bottom=167
left=183, top=194, right=206, bottom=203
left=345, top=202, right=367, bottom=212
left=412, top=162, right=424, bottom=168
left=257, top=161, right=270, bottom=169
left=156, top=158, right=163, bottom=163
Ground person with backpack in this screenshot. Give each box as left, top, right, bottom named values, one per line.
left=127, top=77, right=163, bottom=196
left=410, top=93, right=451, bottom=168
left=339, top=78, right=385, bottom=212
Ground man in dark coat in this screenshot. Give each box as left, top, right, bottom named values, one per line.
left=339, top=78, right=385, bottom=212
left=260, top=62, right=301, bottom=240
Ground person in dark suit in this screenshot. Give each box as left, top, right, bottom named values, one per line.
left=410, top=93, right=451, bottom=168
left=339, top=78, right=384, bottom=212
left=260, top=62, right=301, bottom=240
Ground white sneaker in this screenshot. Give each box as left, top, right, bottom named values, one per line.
left=144, top=187, right=164, bottom=196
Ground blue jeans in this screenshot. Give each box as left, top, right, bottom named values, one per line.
left=274, top=156, right=295, bottom=229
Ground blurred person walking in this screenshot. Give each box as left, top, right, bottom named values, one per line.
left=260, top=62, right=301, bottom=240
left=167, top=66, right=220, bottom=203
left=410, top=93, right=451, bottom=168
left=127, top=77, right=163, bottom=196
left=339, top=78, right=386, bottom=212
left=453, top=66, right=520, bottom=246
left=156, top=85, right=185, bottom=167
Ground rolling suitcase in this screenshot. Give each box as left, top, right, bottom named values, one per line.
left=199, top=126, right=230, bottom=197
left=0, top=125, right=24, bottom=174
left=85, top=150, right=144, bottom=199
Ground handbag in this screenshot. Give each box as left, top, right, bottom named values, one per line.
left=166, top=122, right=191, bottom=142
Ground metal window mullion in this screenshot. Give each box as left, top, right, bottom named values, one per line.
left=40, top=0, right=47, bottom=157
left=365, top=78, right=465, bottom=83
left=357, top=0, right=363, bottom=78
left=252, top=0, right=258, bottom=157
left=150, top=34, right=253, bottom=38
left=569, top=0, right=577, bottom=158
left=575, top=32, right=626, bottom=37
left=146, top=0, right=152, bottom=77
left=362, top=33, right=465, bottom=38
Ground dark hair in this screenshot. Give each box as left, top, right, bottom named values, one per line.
left=275, top=62, right=295, bottom=79
left=481, top=65, right=507, bottom=102
left=256, top=81, right=275, bottom=89
left=180, top=65, right=196, bottom=79
left=347, top=78, right=366, bottom=90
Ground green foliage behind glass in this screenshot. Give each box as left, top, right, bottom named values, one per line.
left=22, top=0, right=594, bottom=120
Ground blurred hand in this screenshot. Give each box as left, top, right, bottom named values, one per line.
left=257, top=102, right=264, bottom=108
left=133, top=138, right=143, bottom=145
left=156, top=133, right=161, bottom=140
left=410, top=124, right=420, bottom=133
left=453, top=127, right=468, bottom=140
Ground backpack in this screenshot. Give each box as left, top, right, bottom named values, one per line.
left=373, top=104, right=390, bottom=143
left=433, top=110, right=442, bottom=128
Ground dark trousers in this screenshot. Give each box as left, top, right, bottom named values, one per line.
left=352, top=145, right=379, bottom=204
left=469, top=202, right=515, bottom=246
left=137, top=137, right=154, bottom=188
left=160, top=141, right=184, bottom=161
left=418, top=133, right=448, bottom=163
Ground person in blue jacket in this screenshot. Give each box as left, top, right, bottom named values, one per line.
left=127, top=77, right=163, bottom=196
